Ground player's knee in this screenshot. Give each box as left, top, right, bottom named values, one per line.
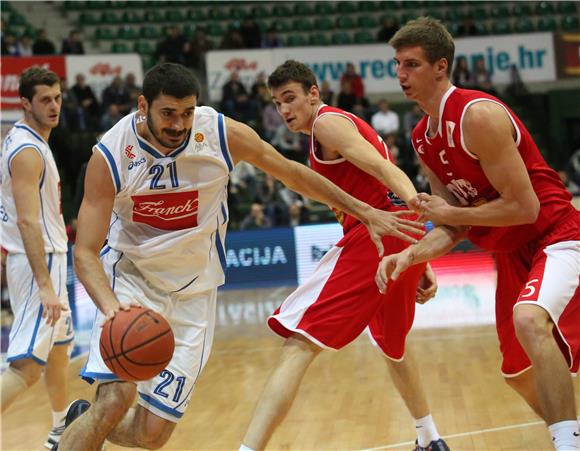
left=135, top=420, right=173, bottom=449
left=9, top=360, right=42, bottom=387
left=513, top=305, right=552, bottom=346
left=94, top=382, right=135, bottom=424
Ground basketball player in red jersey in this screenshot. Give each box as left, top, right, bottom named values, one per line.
left=240, top=60, right=450, bottom=451
left=376, top=17, right=580, bottom=451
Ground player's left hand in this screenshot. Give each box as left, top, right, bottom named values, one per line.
left=366, top=209, right=425, bottom=256
left=375, top=250, right=414, bottom=294
left=413, top=193, right=454, bottom=225
left=416, top=263, right=437, bottom=304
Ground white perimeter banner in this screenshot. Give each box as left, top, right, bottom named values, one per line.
left=207, top=32, right=556, bottom=102
left=65, top=54, right=144, bottom=100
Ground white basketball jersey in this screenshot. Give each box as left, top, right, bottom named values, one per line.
left=98, top=107, right=233, bottom=294
left=0, top=122, right=67, bottom=254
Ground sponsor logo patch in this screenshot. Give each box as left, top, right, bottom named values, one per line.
left=131, top=191, right=199, bottom=230
left=124, top=145, right=135, bottom=159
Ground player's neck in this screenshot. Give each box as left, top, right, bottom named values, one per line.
left=420, top=81, right=453, bottom=134
left=302, top=101, right=324, bottom=135
left=22, top=117, right=51, bottom=142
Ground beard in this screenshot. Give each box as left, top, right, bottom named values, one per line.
left=146, top=112, right=188, bottom=149
left=30, top=108, right=59, bottom=130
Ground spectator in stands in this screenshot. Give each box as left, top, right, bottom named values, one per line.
left=262, top=26, right=282, bottom=48
left=102, top=76, right=131, bottom=116
left=240, top=202, right=273, bottom=230
left=413, top=165, right=430, bottom=193
left=506, top=64, right=529, bottom=99
left=377, top=16, right=399, bottom=43
left=3, top=31, right=18, bottom=55
left=100, top=103, right=123, bottom=132
left=124, top=73, right=141, bottom=111
left=251, top=72, right=268, bottom=101
left=471, top=57, right=498, bottom=96
left=220, top=27, right=245, bottom=50
left=58, top=77, right=81, bottom=131
left=566, top=148, right=580, bottom=195
left=155, top=26, right=187, bottom=64
left=336, top=79, right=357, bottom=114
left=256, top=174, right=287, bottom=226
left=186, top=28, right=214, bottom=74
left=0, top=18, right=7, bottom=54
left=271, top=124, right=305, bottom=163
left=16, top=34, right=33, bottom=56
left=240, top=18, right=262, bottom=48
left=230, top=160, right=258, bottom=200
left=278, top=185, right=310, bottom=227
left=385, top=134, right=400, bottom=164
left=403, top=104, right=424, bottom=141
left=457, top=16, right=478, bottom=37
left=221, top=71, right=252, bottom=122
left=61, top=29, right=85, bottom=54
left=558, top=169, right=580, bottom=196
left=452, top=56, right=472, bottom=88
left=32, top=29, right=55, bottom=54
left=262, top=102, right=284, bottom=141
left=371, top=99, right=399, bottom=139
left=340, top=62, right=365, bottom=102
left=320, top=80, right=334, bottom=106
left=72, top=73, right=100, bottom=130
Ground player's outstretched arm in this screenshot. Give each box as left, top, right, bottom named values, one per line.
left=313, top=114, right=418, bottom=204
left=11, top=148, right=63, bottom=326
left=73, top=151, right=123, bottom=319
left=226, top=118, right=424, bottom=255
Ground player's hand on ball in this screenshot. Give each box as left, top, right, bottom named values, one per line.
left=416, top=263, right=437, bottom=304
left=375, top=250, right=414, bottom=294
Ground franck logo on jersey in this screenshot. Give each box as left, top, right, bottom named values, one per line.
left=131, top=191, right=198, bottom=230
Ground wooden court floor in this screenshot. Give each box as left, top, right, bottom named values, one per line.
left=2, top=287, right=578, bottom=451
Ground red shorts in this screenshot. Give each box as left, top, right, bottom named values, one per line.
left=495, top=211, right=580, bottom=376
left=268, top=223, right=425, bottom=360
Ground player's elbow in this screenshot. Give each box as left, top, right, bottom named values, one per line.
left=518, top=196, right=540, bottom=224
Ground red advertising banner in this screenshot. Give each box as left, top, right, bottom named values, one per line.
left=1, top=56, right=66, bottom=109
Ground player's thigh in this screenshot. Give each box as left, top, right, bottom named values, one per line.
left=136, top=289, right=217, bottom=423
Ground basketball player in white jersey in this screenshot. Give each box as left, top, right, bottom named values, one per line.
left=57, top=63, right=423, bottom=450
left=0, top=67, right=74, bottom=449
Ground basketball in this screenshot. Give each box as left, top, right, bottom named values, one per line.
left=99, top=306, right=175, bottom=382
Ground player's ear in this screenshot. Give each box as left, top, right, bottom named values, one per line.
left=436, top=58, right=448, bottom=79
left=308, top=85, right=320, bottom=104
left=137, top=95, right=148, bottom=115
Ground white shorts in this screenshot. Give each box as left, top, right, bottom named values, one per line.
left=6, top=252, right=74, bottom=365
left=80, top=248, right=217, bottom=423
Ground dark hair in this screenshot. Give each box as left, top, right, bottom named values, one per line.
left=19, top=66, right=60, bottom=101
left=142, top=63, right=201, bottom=104
left=268, top=60, right=318, bottom=93
left=389, top=16, right=455, bottom=77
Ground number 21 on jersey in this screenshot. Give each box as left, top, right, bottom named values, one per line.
left=150, top=161, right=179, bottom=190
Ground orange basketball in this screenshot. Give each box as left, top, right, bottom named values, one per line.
left=99, top=306, right=174, bottom=381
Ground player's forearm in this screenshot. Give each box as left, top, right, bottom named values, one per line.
left=405, top=225, right=466, bottom=265
left=284, top=162, right=370, bottom=223
left=444, top=197, right=539, bottom=227
left=73, top=246, right=119, bottom=313
left=17, top=219, right=54, bottom=290
left=379, top=163, right=418, bottom=205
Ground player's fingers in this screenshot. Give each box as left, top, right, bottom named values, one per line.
left=394, top=230, right=418, bottom=244
left=396, top=222, right=426, bottom=235
left=373, top=235, right=384, bottom=258
left=416, top=193, right=432, bottom=202
left=391, top=261, right=405, bottom=280
left=397, top=218, right=426, bottom=229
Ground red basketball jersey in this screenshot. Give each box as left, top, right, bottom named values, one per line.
left=412, top=87, right=574, bottom=252
left=309, top=105, right=401, bottom=234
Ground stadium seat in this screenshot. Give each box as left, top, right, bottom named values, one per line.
left=208, top=7, right=227, bottom=21
left=490, top=4, right=510, bottom=18
left=144, top=10, right=163, bottom=23
left=140, top=25, right=162, bottom=39
left=561, top=15, right=579, bottom=31
left=511, top=3, right=531, bottom=16
left=357, top=15, right=379, bottom=28
left=183, top=23, right=196, bottom=38
left=250, top=5, right=269, bottom=18
left=293, top=3, right=314, bottom=16
left=206, top=22, right=225, bottom=37
left=314, top=17, right=334, bottom=31
left=557, top=1, right=577, bottom=14
left=117, top=26, right=138, bottom=40
left=424, top=10, right=445, bottom=21
left=273, top=20, right=291, bottom=33
left=447, top=22, right=461, bottom=36
left=165, top=10, right=185, bottom=22
left=336, top=16, right=356, bottom=29
left=111, top=42, right=129, bottom=53
left=332, top=31, right=352, bottom=45
left=400, top=12, right=418, bottom=24
left=359, top=1, right=381, bottom=12
left=309, top=33, right=329, bottom=46
left=474, top=22, right=489, bottom=35
left=122, top=11, right=143, bottom=24
left=537, top=16, right=558, bottom=32
left=336, top=2, right=357, bottom=14
left=110, top=1, right=127, bottom=8
left=287, top=34, right=307, bottom=46
left=187, top=9, right=206, bottom=22
left=314, top=2, right=335, bottom=15
left=133, top=41, right=153, bottom=54
left=292, top=18, right=313, bottom=32
left=491, top=20, right=513, bottom=34
left=446, top=9, right=468, bottom=22
left=78, top=12, right=97, bottom=26
left=514, top=18, right=535, bottom=33
left=272, top=4, right=292, bottom=17
left=103, top=11, right=123, bottom=24
left=230, top=6, right=246, bottom=20
left=95, top=27, right=115, bottom=40
left=63, top=1, right=84, bottom=11
left=535, top=1, right=555, bottom=15
left=354, top=30, right=375, bottom=44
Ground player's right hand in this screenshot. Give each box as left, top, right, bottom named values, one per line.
left=100, top=300, right=140, bottom=325
left=39, top=286, right=66, bottom=327
left=375, top=250, right=414, bottom=294
left=367, top=209, right=425, bottom=256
